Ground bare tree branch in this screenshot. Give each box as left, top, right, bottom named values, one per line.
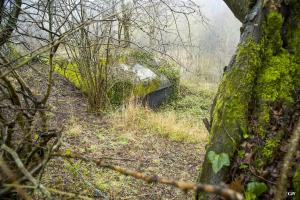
left=56, top=153, right=244, bottom=200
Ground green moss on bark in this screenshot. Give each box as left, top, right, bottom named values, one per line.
left=199, top=4, right=300, bottom=198
left=205, top=40, right=261, bottom=167
left=198, top=39, right=261, bottom=190
left=251, top=10, right=300, bottom=167
left=257, top=12, right=297, bottom=103
left=211, top=40, right=261, bottom=141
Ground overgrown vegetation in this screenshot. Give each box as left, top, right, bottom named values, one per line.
left=2, top=0, right=300, bottom=199
left=54, top=49, right=180, bottom=110
left=110, top=81, right=213, bottom=144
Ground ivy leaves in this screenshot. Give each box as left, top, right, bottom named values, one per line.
left=207, top=151, right=268, bottom=199
left=245, top=182, right=268, bottom=200
left=207, top=151, right=230, bottom=174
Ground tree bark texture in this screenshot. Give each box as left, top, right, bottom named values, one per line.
left=0, top=0, right=22, bottom=47
left=198, top=0, right=300, bottom=199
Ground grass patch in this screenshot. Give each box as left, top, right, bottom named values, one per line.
left=108, top=80, right=216, bottom=144
left=109, top=81, right=215, bottom=144
left=111, top=104, right=207, bottom=144
left=171, top=80, right=217, bottom=119
left=64, top=116, right=84, bottom=136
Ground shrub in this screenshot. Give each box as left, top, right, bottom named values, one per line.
left=157, top=63, right=180, bottom=101
left=108, top=80, right=134, bottom=107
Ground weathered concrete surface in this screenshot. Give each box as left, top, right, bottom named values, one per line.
left=116, top=63, right=172, bottom=107
left=144, top=86, right=172, bottom=108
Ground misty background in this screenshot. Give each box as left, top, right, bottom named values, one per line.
left=132, top=0, right=241, bottom=84
left=173, top=0, right=241, bottom=83
left=16, top=0, right=241, bottom=84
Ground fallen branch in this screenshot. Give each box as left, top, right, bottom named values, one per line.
left=56, top=153, right=244, bottom=200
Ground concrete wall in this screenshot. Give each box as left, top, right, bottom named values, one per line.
left=143, top=86, right=172, bottom=108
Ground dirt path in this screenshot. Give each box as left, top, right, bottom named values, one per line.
left=40, top=72, right=207, bottom=199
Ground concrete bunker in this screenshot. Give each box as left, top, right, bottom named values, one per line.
left=115, top=63, right=172, bottom=108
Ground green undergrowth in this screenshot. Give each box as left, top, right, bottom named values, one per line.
left=53, top=49, right=180, bottom=108
left=4, top=43, right=22, bottom=60
left=110, top=80, right=214, bottom=144
left=54, top=61, right=83, bottom=90
left=162, top=80, right=216, bottom=121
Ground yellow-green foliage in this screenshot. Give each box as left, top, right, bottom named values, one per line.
left=261, top=132, right=283, bottom=159
left=108, top=80, right=134, bottom=106
left=94, top=175, right=110, bottom=192
left=6, top=43, right=22, bottom=60
left=171, top=80, right=216, bottom=119
left=128, top=50, right=157, bottom=68
left=251, top=10, right=300, bottom=168
left=263, top=12, right=284, bottom=55
left=64, top=159, right=82, bottom=177
left=129, top=49, right=180, bottom=100
left=133, top=78, right=160, bottom=97
left=108, top=74, right=160, bottom=107
left=257, top=53, right=295, bottom=102
left=210, top=40, right=261, bottom=148
left=258, top=12, right=296, bottom=103
left=55, top=50, right=179, bottom=108
left=255, top=11, right=300, bottom=137
left=54, top=60, right=83, bottom=90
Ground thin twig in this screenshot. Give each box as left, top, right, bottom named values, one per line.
left=0, top=158, right=32, bottom=200
left=52, top=152, right=135, bottom=162
left=249, top=167, right=275, bottom=185
left=1, top=144, right=51, bottom=198
left=0, top=132, right=61, bottom=195
left=3, top=184, right=94, bottom=200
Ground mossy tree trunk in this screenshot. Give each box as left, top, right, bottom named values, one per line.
left=197, top=0, right=300, bottom=199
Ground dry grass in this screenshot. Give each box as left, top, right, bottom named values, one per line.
left=110, top=102, right=208, bottom=144
left=31, top=61, right=210, bottom=200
